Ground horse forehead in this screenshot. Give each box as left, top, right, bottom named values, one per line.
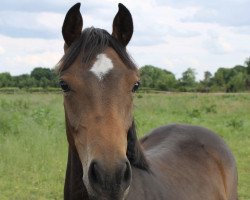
left=90, top=53, right=114, bottom=80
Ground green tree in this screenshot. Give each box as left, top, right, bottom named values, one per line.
left=204, top=71, right=212, bottom=82
left=244, top=58, right=250, bottom=89
left=31, top=67, right=55, bottom=81
left=213, top=68, right=232, bottom=89
left=140, top=65, right=176, bottom=91
left=245, top=57, right=250, bottom=75
left=0, top=72, right=12, bottom=87
left=179, top=68, right=196, bottom=89
left=197, top=71, right=213, bottom=92
left=39, top=77, right=50, bottom=88
left=212, top=65, right=248, bottom=92
left=227, top=72, right=247, bottom=92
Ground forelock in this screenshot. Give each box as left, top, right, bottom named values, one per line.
left=56, top=27, right=137, bottom=75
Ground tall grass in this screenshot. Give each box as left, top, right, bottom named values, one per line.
left=0, top=94, right=66, bottom=199
left=0, top=93, right=249, bottom=199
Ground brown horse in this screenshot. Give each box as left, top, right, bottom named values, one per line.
left=56, top=3, right=238, bottom=200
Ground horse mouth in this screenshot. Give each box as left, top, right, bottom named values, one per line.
left=87, top=186, right=130, bottom=200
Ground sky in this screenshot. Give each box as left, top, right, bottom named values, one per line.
left=0, top=0, right=250, bottom=80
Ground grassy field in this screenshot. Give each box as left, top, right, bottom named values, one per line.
left=0, top=92, right=249, bottom=199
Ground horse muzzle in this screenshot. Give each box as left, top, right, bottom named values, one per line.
left=86, top=159, right=132, bottom=199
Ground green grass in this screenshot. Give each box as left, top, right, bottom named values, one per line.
left=0, top=93, right=66, bottom=200
left=0, top=92, right=249, bottom=199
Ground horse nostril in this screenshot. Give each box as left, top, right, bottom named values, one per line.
left=117, top=161, right=131, bottom=190
left=89, top=161, right=102, bottom=187
left=123, top=161, right=131, bottom=183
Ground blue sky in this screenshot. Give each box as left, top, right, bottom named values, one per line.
left=0, top=0, right=250, bottom=79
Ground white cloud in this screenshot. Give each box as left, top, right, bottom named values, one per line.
left=0, top=0, right=72, bottom=12
left=203, top=31, right=233, bottom=55
left=0, top=35, right=63, bottom=74
left=36, top=12, right=64, bottom=32
left=0, top=46, right=5, bottom=54
left=0, top=0, right=250, bottom=81
left=155, top=0, right=250, bottom=27
left=0, top=11, right=64, bottom=38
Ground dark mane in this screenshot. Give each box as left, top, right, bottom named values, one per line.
left=127, top=120, right=150, bottom=171
left=56, top=27, right=137, bottom=74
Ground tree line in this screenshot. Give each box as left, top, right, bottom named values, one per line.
left=140, top=58, right=250, bottom=92
left=0, top=58, right=250, bottom=92
left=0, top=67, right=58, bottom=89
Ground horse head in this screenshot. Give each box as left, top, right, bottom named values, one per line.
left=57, top=3, right=148, bottom=200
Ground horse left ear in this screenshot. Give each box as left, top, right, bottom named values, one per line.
left=62, top=3, right=83, bottom=47
left=127, top=121, right=149, bottom=171
left=112, top=3, right=133, bottom=47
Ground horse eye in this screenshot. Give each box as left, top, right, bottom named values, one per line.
left=59, top=81, right=70, bottom=92
left=132, top=81, right=140, bottom=93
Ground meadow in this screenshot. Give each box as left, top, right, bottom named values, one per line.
left=0, top=92, right=249, bottom=199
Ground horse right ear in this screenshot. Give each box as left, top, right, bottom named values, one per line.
left=112, top=3, right=133, bottom=47
left=62, top=3, right=83, bottom=47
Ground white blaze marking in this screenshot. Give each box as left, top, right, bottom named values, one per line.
left=90, top=54, right=113, bottom=80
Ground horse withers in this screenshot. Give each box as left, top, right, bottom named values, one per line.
left=56, top=3, right=238, bottom=200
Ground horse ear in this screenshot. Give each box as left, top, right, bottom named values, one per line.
left=62, top=3, right=83, bottom=47
left=112, top=3, right=133, bottom=47
left=127, top=121, right=149, bottom=171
